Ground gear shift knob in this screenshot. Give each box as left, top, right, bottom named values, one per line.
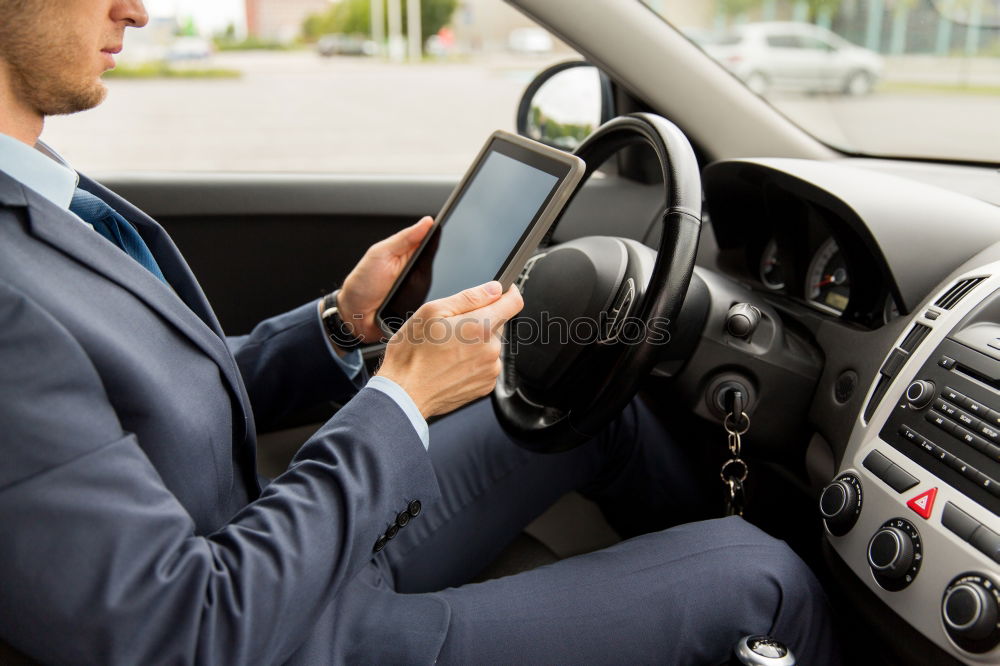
left=730, top=635, right=796, bottom=666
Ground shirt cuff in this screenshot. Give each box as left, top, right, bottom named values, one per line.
left=367, top=376, right=430, bottom=450
left=315, top=299, right=364, bottom=379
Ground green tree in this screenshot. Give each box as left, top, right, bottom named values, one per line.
left=408, top=0, right=459, bottom=39
left=718, top=0, right=762, bottom=17
left=303, top=1, right=370, bottom=39
left=804, top=0, right=840, bottom=21
left=303, top=0, right=459, bottom=48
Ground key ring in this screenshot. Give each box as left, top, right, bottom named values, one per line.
left=720, top=457, right=749, bottom=483
left=724, top=411, right=750, bottom=436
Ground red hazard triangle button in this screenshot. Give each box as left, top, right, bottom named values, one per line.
left=906, top=487, right=938, bottom=520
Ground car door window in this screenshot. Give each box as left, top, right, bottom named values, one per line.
left=765, top=34, right=802, bottom=49
left=39, top=0, right=578, bottom=176
left=799, top=36, right=836, bottom=52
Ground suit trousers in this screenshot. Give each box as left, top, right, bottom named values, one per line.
left=287, top=397, right=840, bottom=666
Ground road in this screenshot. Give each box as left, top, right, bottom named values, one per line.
left=40, top=51, right=1000, bottom=175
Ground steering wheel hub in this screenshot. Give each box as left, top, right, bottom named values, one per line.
left=513, top=237, right=631, bottom=400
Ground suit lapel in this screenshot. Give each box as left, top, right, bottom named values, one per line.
left=11, top=174, right=253, bottom=451
left=77, top=175, right=227, bottom=339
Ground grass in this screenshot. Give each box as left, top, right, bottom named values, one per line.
left=104, top=62, right=242, bottom=80
left=214, top=37, right=298, bottom=52
left=876, top=80, right=1000, bottom=96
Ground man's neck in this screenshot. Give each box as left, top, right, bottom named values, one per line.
left=0, top=65, right=43, bottom=146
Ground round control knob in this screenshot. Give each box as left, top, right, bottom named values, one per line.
left=819, top=476, right=861, bottom=536
left=944, top=581, right=999, bottom=641
left=725, top=303, right=762, bottom=340
left=867, top=527, right=914, bottom=579
left=942, top=574, right=1000, bottom=653
left=905, top=379, right=936, bottom=409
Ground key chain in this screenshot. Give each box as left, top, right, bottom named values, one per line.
left=721, top=391, right=750, bottom=517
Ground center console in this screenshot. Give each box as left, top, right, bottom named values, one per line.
left=824, top=269, right=1000, bottom=663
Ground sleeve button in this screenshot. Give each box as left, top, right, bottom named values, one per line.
left=408, top=500, right=422, bottom=517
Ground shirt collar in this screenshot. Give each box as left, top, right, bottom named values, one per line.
left=0, top=133, right=79, bottom=209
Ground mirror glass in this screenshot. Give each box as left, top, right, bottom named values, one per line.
left=524, top=65, right=603, bottom=151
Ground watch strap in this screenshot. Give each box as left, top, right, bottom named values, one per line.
left=320, top=290, right=364, bottom=350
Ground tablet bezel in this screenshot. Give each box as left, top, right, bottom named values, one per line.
left=375, top=130, right=585, bottom=337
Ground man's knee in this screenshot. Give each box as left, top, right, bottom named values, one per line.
left=710, top=516, right=819, bottom=582
left=664, top=517, right=825, bottom=618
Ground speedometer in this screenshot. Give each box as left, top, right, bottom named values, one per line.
left=806, top=238, right=850, bottom=315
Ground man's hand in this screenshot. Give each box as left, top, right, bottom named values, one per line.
left=376, top=281, right=524, bottom=419
left=337, top=217, right=434, bottom=343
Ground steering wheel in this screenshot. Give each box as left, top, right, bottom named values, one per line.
left=492, top=113, right=703, bottom=452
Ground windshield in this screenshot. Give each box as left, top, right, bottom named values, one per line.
left=642, top=0, right=1000, bottom=163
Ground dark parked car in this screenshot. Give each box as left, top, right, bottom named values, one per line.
left=317, top=33, right=377, bottom=57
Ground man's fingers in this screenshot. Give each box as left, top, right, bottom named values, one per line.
left=473, top=285, right=524, bottom=333
left=424, top=281, right=503, bottom=318
left=375, top=216, right=433, bottom=255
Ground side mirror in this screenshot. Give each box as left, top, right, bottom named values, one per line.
left=516, top=61, right=614, bottom=152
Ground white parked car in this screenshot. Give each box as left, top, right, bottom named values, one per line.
left=165, top=36, right=214, bottom=62
left=689, top=22, right=884, bottom=95
left=507, top=27, right=554, bottom=54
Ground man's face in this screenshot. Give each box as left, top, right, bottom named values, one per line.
left=0, top=0, right=148, bottom=117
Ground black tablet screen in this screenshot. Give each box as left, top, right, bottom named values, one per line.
left=380, top=145, right=562, bottom=331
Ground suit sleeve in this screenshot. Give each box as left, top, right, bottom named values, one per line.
left=226, top=300, right=367, bottom=429
left=0, top=283, right=439, bottom=665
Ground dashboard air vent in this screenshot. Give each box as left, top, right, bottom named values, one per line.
left=935, top=277, right=987, bottom=310
left=900, top=323, right=931, bottom=353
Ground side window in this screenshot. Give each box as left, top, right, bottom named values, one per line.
left=765, top=34, right=802, bottom=48
left=39, top=0, right=578, bottom=176
left=798, top=36, right=836, bottom=52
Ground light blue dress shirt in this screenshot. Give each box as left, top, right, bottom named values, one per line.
left=0, top=133, right=429, bottom=449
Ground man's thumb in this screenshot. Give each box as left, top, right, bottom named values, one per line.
left=424, top=281, right=503, bottom=318
left=379, top=216, right=434, bottom=254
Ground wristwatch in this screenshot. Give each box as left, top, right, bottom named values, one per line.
left=319, top=290, right=364, bottom=350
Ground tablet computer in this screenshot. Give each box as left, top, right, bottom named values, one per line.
left=376, top=130, right=586, bottom=336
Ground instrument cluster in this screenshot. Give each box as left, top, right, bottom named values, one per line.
left=745, top=217, right=900, bottom=328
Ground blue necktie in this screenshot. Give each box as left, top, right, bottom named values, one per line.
left=70, top=188, right=168, bottom=285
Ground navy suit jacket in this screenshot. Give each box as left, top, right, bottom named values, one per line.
left=0, top=170, right=444, bottom=663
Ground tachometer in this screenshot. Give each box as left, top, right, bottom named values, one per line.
left=759, top=238, right=785, bottom=290
left=806, top=238, right=850, bottom=315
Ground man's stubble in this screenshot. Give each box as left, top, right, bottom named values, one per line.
left=0, top=1, right=108, bottom=118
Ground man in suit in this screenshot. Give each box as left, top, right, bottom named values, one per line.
left=0, top=1, right=841, bottom=663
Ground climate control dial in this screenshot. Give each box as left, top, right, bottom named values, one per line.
left=867, top=518, right=922, bottom=591
left=819, top=474, right=862, bottom=536
left=943, top=574, right=1000, bottom=653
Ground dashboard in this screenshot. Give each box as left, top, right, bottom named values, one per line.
left=696, top=157, right=1000, bottom=664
